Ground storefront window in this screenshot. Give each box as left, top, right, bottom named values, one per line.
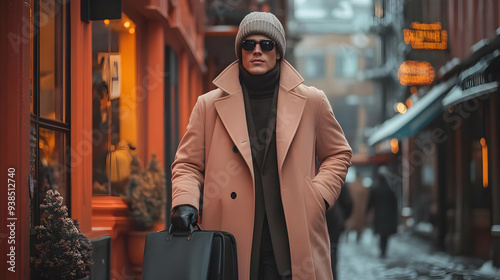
left=39, top=0, right=67, bottom=122
left=30, top=0, right=70, bottom=228
left=92, top=14, right=138, bottom=196
left=38, top=128, right=69, bottom=204
left=336, top=48, right=358, bottom=78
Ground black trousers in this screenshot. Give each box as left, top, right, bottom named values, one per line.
left=259, top=221, right=292, bottom=280
left=330, top=242, right=338, bottom=280
left=379, top=234, right=389, bottom=257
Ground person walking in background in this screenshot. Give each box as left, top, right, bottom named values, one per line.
left=345, top=176, right=370, bottom=243
left=170, top=11, right=352, bottom=280
left=367, top=165, right=398, bottom=258
left=326, top=183, right=353, bottom=279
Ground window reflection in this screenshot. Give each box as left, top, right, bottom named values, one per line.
left=92, top=13, right=138, bottom=196
left=38, top=128, right=68, bottom=210
left=39, top=0, right=67, bottom=122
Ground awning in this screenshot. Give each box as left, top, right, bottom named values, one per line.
left=442, top=82, right=498, bottom=107
left=442, top=49, right=500, bottom=107
left=368, top=77, right=457, bottom=146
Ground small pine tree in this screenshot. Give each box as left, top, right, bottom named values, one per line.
left=145, top=154, right=166, bottom=224
left=127, top=154, right=166, bottom=230
left=74, top=220, right=94, bottom=279
left=31, top=190, right=93, bottom=280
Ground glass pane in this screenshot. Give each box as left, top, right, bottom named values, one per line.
left=92, top=13, right=138, bottom=196
left=304, top=53, right=326, bottom=79
left=373, top=0, right=384, bottom=18
left=38, top=128, right=69, bottom=215
left=39, top=0, right=66, bottom=122
left=336, top=48, right=358, bottom=78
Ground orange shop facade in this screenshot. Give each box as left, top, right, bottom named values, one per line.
left=0, top=0, right=206, bottom=279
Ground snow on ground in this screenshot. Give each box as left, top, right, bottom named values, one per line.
left=337, top=229, right=500, bottom=280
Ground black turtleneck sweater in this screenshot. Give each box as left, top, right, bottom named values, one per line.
left=239, top=63, right=280, bottom=152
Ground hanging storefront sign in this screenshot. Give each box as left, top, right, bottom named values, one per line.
left=442, top=50, right=500, bottom=108
left=404, top=22, right=447, bottom=50
left=460, top=49, right=500, bottom=91
left=398, top=60, right=435, bottom=86
left=81, top=0, right=122, bottom=22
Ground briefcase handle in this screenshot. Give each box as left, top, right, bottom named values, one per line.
left=166, top=223, right=202, bottom=241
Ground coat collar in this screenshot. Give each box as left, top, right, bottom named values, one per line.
left=213, top=60, right=306, bottom=174
left=213, top=60, right=304, bottom=95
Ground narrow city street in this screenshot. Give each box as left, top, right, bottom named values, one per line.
left=3, top=1, right=500, bottom=279
left=338, top=229, right=500, bottom=280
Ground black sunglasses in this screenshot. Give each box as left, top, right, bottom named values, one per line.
left=241, top=39, right=275, bottom=52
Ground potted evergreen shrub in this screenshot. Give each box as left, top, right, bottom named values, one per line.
left=126, top=153, right=166, bottom=230
left=31, top=190, right=93, bottom=280
left=125, top=154, right=166, bottom=275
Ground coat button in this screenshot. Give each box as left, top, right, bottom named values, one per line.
left=230, top=192, right=237, bottom=199
left=232, top=145, right=238, bottom=153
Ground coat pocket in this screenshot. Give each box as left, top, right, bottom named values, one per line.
left=305, top=176, right=326, bottom=213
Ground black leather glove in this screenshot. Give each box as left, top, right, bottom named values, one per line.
left=171, top=205, right=198, bottom=231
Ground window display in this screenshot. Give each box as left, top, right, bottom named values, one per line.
left=92, top=14, right=138, bottom=196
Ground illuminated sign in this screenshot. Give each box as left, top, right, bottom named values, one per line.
left=404, top=22, right=447, bottom=50
left=398, top=61, right=435, bottom=86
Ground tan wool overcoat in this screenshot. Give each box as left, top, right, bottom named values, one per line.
left=171, top=60, right=352, bottom=280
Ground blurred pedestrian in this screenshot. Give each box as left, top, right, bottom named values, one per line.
left=345, top=176, right=369, bottom=243
left=367, top=166, right=398, bottom=258
left=326, top=183, right=353, bottom=279
left=170, top=11, right=352, bottom=280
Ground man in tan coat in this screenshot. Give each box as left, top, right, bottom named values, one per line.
left=171, top=11, right=352, bottom=280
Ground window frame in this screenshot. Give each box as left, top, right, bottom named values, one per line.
left=30, top=0, right=71, bottom=227
left=336, top=48, right=359, bottom=78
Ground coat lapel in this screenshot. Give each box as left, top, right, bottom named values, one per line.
left=212, top=60, right=306, bottom=176
left=276, top=88, right=306, bottom=172
left=275, top=60, right=306, bottom=172
left=213, top=62, right=254, bottom=176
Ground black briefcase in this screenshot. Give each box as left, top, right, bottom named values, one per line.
left=142, top=224, right=238, bottom=280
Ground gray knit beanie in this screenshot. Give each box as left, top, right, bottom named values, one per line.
left=235, top=12, right=286, bottom=60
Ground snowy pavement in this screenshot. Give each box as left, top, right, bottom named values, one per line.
left=337, top=229, right=500, bottom=280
